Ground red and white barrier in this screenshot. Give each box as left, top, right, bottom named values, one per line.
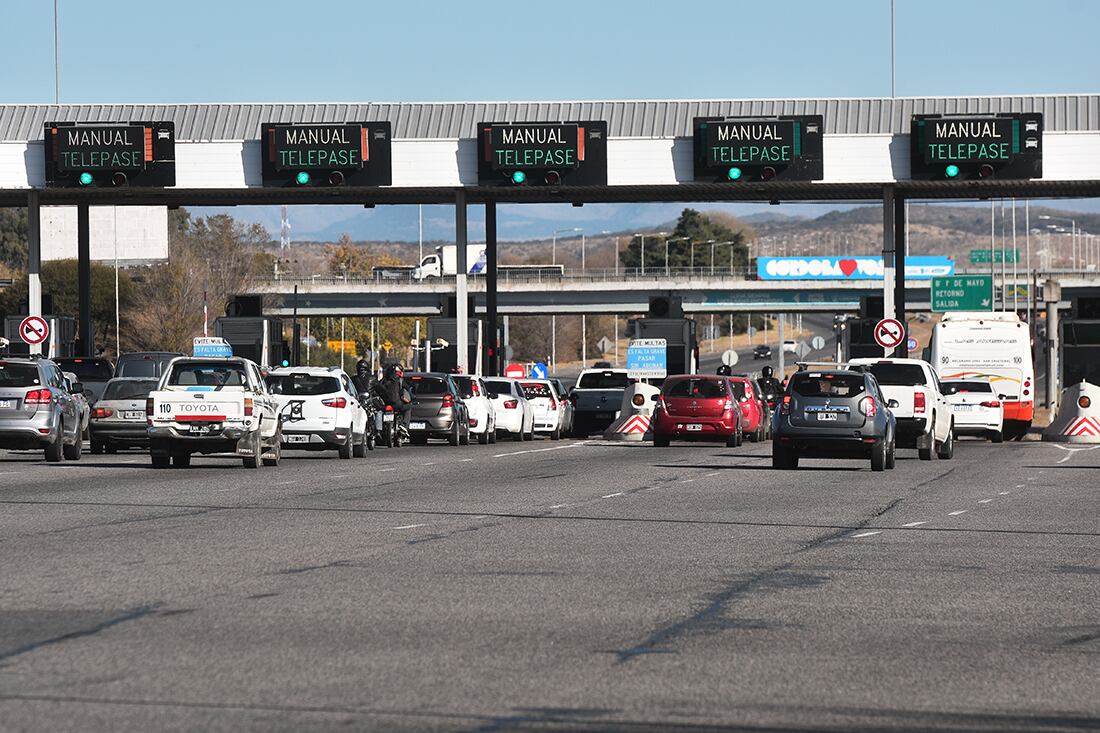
left=603, top=383, right=660, bottom=442
left=1043, top=381, right=1100, bottom=444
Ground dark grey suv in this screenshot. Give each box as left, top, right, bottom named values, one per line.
left=772, top=369, right=896, bottom=472
left=0, top=357, right=84, bottom=462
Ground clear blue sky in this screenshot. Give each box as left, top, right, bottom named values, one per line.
left=2, top=0, right=1097, bottom=103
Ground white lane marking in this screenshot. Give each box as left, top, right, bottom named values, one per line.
left=901, top=521, right=927, bottom=527
left=460, top=458, right=474, bottom=462
left=379, top=468, right=396, bottom=472
left=948, top=510, right=968, bottom=516
left=392, top=524, right=427, bottom=530
left=681, top=479, right=695, bottom=483
left=851, top=531, right=881, bottom=538
left=1049, top=444, right=1100, bottom=464
left=705, top=472, right=721, bottom=477
left=0, top=471, right=19, bottom=476
left=423, top=463, right=435, bottom=467
left=998, top=491, right=1010, bottom=495
left=493, top=442, right=589, bottom=458
left=1015, top=484, right=1025, bottom=488
left=978, top=499, right=993, bottom=504
left=601, top=492, right=624, bottom=499
left=277, top=480, right=296, bottom=486
left=549, top=504, right=567, bottom=509
left=331, top=474, right=351, bottom=479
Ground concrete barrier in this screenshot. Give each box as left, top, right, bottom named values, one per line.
left=1042, top=381, right=1100, bottom=443
left=603, top=383, right=660, bottom=442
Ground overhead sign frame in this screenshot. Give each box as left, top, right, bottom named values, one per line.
left=44, top=121, right=176, bottom=187
left=477, top=121, right=608, bottom=187
left=261, top=122, right=392, bottom=187
left=910, top=113, right=1043, bottom=181
left=693, top=115, right=823, bottom=183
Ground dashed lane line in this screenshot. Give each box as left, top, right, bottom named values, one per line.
left=392, top=524, right=427, bottom=530
left=948, top=510, right=968, bottom=516
left=851, top=531, right=881, bottom=538
left=493, top=441, right=591, bottom=459
left=601, top=492, right=624, bottom=499
left=978, top=499, right=993, bottom=504
left=901, top=521, right=927, bottom=527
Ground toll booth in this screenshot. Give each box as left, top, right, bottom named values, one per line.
left=632, top=297, right=698, bottom=376
left=846, top=296, right=887, bottom=359
left=215, top=316, right=286, bottom=367
left=424, top=318, right=480, bottom=373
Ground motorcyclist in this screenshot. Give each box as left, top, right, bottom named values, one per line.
left=716, top=364, right=732, bottom=377
left=758, top=365, right=784, bottom=406
left=351, top=358, right=374, bottom=396
left=372, top=363, right=412, bottom=434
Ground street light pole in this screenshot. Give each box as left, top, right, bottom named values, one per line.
left=1039, top=215, right=1077, bottom=269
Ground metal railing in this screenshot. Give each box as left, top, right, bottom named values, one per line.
left=264, top=266, right=759, bottom=286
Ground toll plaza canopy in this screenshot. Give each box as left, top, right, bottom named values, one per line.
left=1, top=94, right=1099, bottom=205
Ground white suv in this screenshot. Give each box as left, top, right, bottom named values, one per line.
left=484, top=377, right=534, bottom=442
left=265, top=367, right=369, bottom=459
left=848, top=357, right=954, bottom=460
left=519, top=378, right=565, bottom=440
left=452, top=374, right=497, bottom=445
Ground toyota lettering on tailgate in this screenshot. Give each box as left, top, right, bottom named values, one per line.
left=169, top=402, right=229, bottom=420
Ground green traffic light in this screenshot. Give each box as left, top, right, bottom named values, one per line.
left=727, top=167, right=742, bottom=181
left=511, top=171, right=526, bottom=184
left=281, top=359, right=290, bottom=367
left=296, top=171, right=311, bottom=185
left=945, top=165, right=960, bottom=178
left=78, top=172, right=93, bottom=186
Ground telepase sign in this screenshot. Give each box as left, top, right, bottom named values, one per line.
left=757, top=256, right=955, bottom=281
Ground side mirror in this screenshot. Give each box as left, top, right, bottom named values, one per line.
left=887, top=399, right=899, bottom=409
left=71, top=382, right=85, bottom=395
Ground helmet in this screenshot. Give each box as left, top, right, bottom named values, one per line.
left=761, top=365, right=774, bottom=379
left=716, top=365, right=732, bottom=376
left=355, top=358, right=370, bottom=376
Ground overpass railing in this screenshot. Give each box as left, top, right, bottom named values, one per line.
left=265, top=267, right=759, bottom=286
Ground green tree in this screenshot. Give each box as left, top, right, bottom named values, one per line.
left=619, top=208, right=752, bottom=273
left=0, top=208, right=28, bottom=269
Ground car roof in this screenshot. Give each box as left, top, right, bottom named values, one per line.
left=107, top=376, right=160, bottom=382
left=793, top=369, right=868, bottom=378
left=848, top=357, right=925, bottom=365
left=267, top=367, right=345, bottom=375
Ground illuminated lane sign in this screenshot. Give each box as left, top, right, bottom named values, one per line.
left=911, top=113, right=1042, bottom=180
left=693, top=116, right=822, bottom=183
left=478, top=121, right=607, bottom=187
left=261, top=122, right=392, bottom=187
left=44, top=121, right=175, bottom=187
left=489, top=124, right=580, bottom=170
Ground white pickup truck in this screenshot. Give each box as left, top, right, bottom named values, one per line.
left=146, top=356, right=282, bottom=469
left=848, top=357, right=954, bottom=460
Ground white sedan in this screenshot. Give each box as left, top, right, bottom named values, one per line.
left=942, top=378, right=1004, bottom=443
left=484, top=377, right=534, bottom=442
left=519, top=378, right=565, bottom=440
left=452, top=375, right=497, bottom=444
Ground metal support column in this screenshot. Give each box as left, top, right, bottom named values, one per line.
left=881, top=186, right=896, bottom=327
left=1044, top=280, right=1061, bottom=411
left=455, top=189, right=469, bottom=374
left=484, top=201, right=498, bottom=376
left=77, top=202, right=93, bottom=356
left=893, top=194, right=907, bottom=356
left=27, top=191, right=42, bottom=321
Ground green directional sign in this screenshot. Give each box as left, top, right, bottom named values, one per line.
left=931, top=275, right=994, bottom=312
left=970, top=249, right=1019, bottom=264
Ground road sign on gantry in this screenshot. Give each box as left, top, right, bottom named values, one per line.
left=44, top=121, right=175, bottom=187
left=911, top=114, right=1042, bottom=181
left=19, top=316, right=49, bottom=346
left=477, top=121, right=608, bottom=187
left=873, top=319, right=906, bottom=350
left=693, top=116, right=823, bottom=183
left=261, top=122, right=392, bottom=187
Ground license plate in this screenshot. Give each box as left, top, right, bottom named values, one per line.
left=0, top=399, right=13, bottom=409
left=816, top=412, right=839, bottom=421
left=685, top=423, right=703, bottom=431
left=122, top=410, right=144, bottom=420
left=383, top=413, right=395, bottom=423
left=285, top=434, right=309, bottom=444
left=595, top=412, right=614, bottom=420
left=410, top=421, right=427, bottom=430
left=952, top=404, right=973, bottom=412
left=188, top=423, right=220, bottom=434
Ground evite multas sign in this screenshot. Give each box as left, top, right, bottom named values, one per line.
left=757, top=256, right=955, bottom=281
left=261, top=122, right=391, bottom=187
left=693, top=116, right=823, bottom=182
left=44, top=121, right=176, bottom=187
left=477, top=121, right=608, bottom=187
left=910, top=113, right=1042, bottom=180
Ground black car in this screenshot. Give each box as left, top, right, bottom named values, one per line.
left=753, top=345, right=772, bottom=360
left=772, top=369, right=897, bottom=471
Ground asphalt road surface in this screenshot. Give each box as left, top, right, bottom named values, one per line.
left=1, top=436, right=1098, bottom=732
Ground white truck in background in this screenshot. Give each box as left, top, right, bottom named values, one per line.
left=412, top=244, right=566, bottom=280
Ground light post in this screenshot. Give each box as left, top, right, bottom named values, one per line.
left=1039, top=215, right=1076, bottom=269
left=552, top=227, right=582, bottom=267
left=691, top=239, right=715, bottom=272
left=633, top=231, right=667, bottom=276
left=710, top=240, right=735, bottom=275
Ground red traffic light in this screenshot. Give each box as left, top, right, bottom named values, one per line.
left=544, top=170, right=561, bottom=185
left=111, top=172, right=128, bottom=186
left=328, top=171, right=345, bottom=186
left=978, top=164, right=995, bottom=178
left=760, top=167, right=777, bottom=181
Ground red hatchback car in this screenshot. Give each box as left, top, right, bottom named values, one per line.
left=653, top=376, right=743, bottom=447
left=726, top=377, right=768, bottom=442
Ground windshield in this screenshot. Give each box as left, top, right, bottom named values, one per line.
left=729, top=381, right=748, bottom=400
left=863, top=363, right=927, bottom=386
left=102, top=379, right=159, bottom=401
left=452, top=376, right=479, bottom=398
left=0, top=363, right=41, bottom=388
left=791, top=373, right=866, bottom=398
left=665, top=378, right=728, bottom=399
left=55, top=359, right=113, bottom=381
left=484, top=380, right=514, bottom=397
left=577, top=372, right=629, bottom=389
left=167, top=362, right=249, bottom=388
left=408, top=376, right=447, bottom=395
left=521, top=382, right=553, bottom=399
left=941, top=380, right=994, bottom=396
left=266, top=374, right=341, bottom=396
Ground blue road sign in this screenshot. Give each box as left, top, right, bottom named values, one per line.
left=531, top=362, right=548, bottom=379
left=907, top=337, right=918, bottom=352
left=626, top=339, right=667, bottom=378
left=192, top=337, right=232, bottom=358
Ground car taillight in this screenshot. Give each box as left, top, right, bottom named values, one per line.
left=472, top=383, right=481, bottom=396
left=25, top=388, right=52, bottom=405
left=1024, top=379, right=1031, bottom=388
left=914, top=392, right=926, bottom=414
left=859, top=396, right=877, bottom=417
left=549, top=397, right=557, bottom=410
left=244, top=397, right=254, bottom=417
left=469, top=418, right=478, bottom=427
left=632, top=393, right=645, bottom=407
left=442, top=394, right=455, bottom=408
left=92, top=406, right=113, bottom=419
left=780, top=395, right=791, bottom=415
left=322, top=397, right=347, bottom=408
left=980, top=400, right=1002, bottom=408
left=504, top=400, right=518, bottom=409
left=146, top=397, right=154, bottom=416
left=384, top=404, right=394, bottom=412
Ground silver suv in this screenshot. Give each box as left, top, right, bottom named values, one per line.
left=0, top=357, right=84, bottom=462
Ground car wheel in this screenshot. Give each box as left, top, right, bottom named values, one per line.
left=448, top=423, right=460, bottom=446
left=937, top=423, right=955, bottom=460
left=91, top=438, right=105, bottom=455
left=886, top=439, right=897, bottom=470
left=725, top=433, right=739, bottom=448
left=488, top=429, right=497, bottom=444
left=477, top=430, right=490, bottom=445
left=513, top=428, right=524, bottom=442
left=736, top=428, right=744, bottom=447
left=353, top=431, right=367, bottom=457
left=44, top=431, right=64, bottom=463
left=918, top=438, right=933, bottom=461
left=338, top=431, right=353, bottom=459
left=871, top=440, right=887, bottom=472
left=242, top=433, right=262, bottom=469
left=654, top=434, right=671, bottom=447
left=172, top=452, right=191, bottom=468
left=63, top=434, right=82, bottom=461
left=990, top=429, right=1003, bottom=443
left=460, top=426, right=470, bottom=446
left=550, top=428, right=560, bottom=441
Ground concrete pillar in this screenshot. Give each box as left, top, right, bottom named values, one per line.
left=77, top=202, right=93, bottom=356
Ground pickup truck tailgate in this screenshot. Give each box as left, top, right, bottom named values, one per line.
left=152, top=391, right=244, bottom=421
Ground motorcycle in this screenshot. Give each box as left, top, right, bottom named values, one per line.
left=367, top=394, right=405, bottom=448
left=358, top=393, right=378, bottom=451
